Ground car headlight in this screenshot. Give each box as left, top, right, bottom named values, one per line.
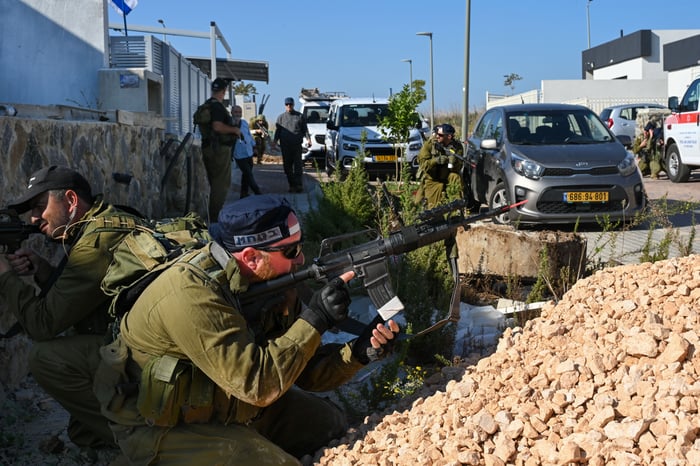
left=409, top=133, right=422, bottom=142
left=511, top=153, right=544, bottom=180
left=342, top=142, right=360, bottom=152
left=618, top=151, right=637, bottom=176
left=408, top=142, right=422, bottom=151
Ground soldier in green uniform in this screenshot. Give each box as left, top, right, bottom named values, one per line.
left=415, top=124, right=464, bottom=209
left=0, top=166, right=147, bottom=448
left=415, top=124, right=465, bottom=279
left=198, top=77, right=241, bottom=222
left=634, top=121, right=665, bottom=179
left=95, top=194, right=400, bottom=464
left=249, top=114, right=269, bottom=165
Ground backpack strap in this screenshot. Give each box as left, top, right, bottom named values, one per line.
left=89, top=214, right=143, bottom=233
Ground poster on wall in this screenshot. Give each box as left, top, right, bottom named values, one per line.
left=120, top=74, right=140, bottom=88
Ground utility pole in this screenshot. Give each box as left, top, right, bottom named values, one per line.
left=462, top=0, right=471, bottom=142
left=401, top=59, right=413, bottom=91
left=586, top=0, right=592, bottom=49
left=416, top=32, right=434, bottom=130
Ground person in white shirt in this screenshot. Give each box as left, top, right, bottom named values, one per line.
left=231, top=105, right=262, bottom=198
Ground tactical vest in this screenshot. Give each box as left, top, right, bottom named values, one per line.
left=98, top=243, right=285, bottom=428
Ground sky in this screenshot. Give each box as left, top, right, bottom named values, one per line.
left=108, top=0, right=699, bottom=119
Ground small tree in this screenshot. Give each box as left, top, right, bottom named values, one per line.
left=378, top=84, right=423, bottom=181
left=411, top=79, right=427, bottom=106
left=503, top=73, right=523, bottom=94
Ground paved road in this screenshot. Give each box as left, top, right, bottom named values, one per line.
left=579, top=172, right=700, bottom=265
left=230, top=159, right=700, bottom=265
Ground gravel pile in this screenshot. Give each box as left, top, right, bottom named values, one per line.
left=311, top=254, right=700, bottom=465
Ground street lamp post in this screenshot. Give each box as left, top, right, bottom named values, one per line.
left=401, top=59, right=413, bottom=91
left=158, top=19, right=167, bottom=42
left=416, top=31, right=434, bottom=130
left=462, top=0, right=471, bottom=143
left=586, top=0, right=592, bottom=49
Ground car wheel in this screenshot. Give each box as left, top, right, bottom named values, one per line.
left=325, top=151, right=335, bottom=177
left=665, top=143, right=690, bottom=183
left=488, top=182, right=511, bottom=225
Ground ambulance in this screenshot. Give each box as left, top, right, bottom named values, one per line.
left=664, top=78, right=700, bottom=182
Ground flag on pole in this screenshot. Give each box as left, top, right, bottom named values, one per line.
left=109, top=0, right=138, bottom=16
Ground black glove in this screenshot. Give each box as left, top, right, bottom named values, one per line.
left=436, top=154, right=449, bottom=165
left=300, top=277, right=351, bottom=334
left=351, top=317, right=399, bottom=365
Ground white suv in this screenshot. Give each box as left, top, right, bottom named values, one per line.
left=324, top=97, right=423, bottom=178
left=298, top=89, right=348, bottom=168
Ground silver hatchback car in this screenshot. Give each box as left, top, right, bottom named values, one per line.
left=599, top=103, right=666, bottom=144
left=464, top=104, right=647, bottom=225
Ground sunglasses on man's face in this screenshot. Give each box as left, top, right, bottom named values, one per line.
left=258, top=241, right=304, bottom=259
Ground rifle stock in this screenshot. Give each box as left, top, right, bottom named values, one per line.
left=0, top=209, right=41, bottom=254
left=242, top=200, right=527, bottom=316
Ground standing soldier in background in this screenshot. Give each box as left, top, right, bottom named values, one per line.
left=196, top=78, right=241, bottom=222
left=249, top=114, right=269, bottom=165
left=273, top=97, right=311, bottom=193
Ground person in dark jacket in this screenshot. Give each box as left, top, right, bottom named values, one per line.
left=273, top=97, right=311, bottom=193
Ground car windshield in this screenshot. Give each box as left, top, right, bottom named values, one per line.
left=303, top=107, right=329, bottom=124
left=340, top=104, right=388, bottom=127
left=505, top=109, right=615, bottom=145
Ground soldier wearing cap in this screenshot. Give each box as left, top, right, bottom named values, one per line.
left=0, top=165, right=147, bottom=448
left=95, top=194, right=400, bottom=464
left=273, top=97, right=311, bottom=193
left=199, top=77, right=242, bottom=222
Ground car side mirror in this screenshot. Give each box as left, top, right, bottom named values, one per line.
left=667, top=96, right=679, bottom=112
left=481, top=139, right=498, bottom=150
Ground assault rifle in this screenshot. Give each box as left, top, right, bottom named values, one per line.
left=0, top=209, right=40, bottom=254
left=242, top=199, right=527, bottom=334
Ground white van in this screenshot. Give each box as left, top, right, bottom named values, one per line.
left=664, top=77, right=700, bottom=182
left=298, top=89, right=347, bottom=167
left=324, top=97, right=424, bottom=178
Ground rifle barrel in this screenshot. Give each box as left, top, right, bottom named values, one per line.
left=241, top=200, right=527, bottom=302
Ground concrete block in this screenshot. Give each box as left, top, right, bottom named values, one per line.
left=456, top=223, right=587, bottom=280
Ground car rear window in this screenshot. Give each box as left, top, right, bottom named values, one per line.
left=599, top=109, right=611, bottom=121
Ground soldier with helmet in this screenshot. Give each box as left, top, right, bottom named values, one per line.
left=415, top=124, right=465, bottom=280
left=415, top=123, right=464, bottom=209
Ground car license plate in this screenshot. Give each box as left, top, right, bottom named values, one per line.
left=374, top=155, right=397, bottom=162
left=563, top=191, right=609, bottom=202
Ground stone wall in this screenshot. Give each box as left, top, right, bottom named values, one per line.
left=1, top=115, right=208, bottom=219
left=0, top=114, right=209, bottom=391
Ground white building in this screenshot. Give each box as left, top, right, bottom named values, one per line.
left=488, top=29, right=700, bottom=113
left=0, top=0, right=268, bottom=136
